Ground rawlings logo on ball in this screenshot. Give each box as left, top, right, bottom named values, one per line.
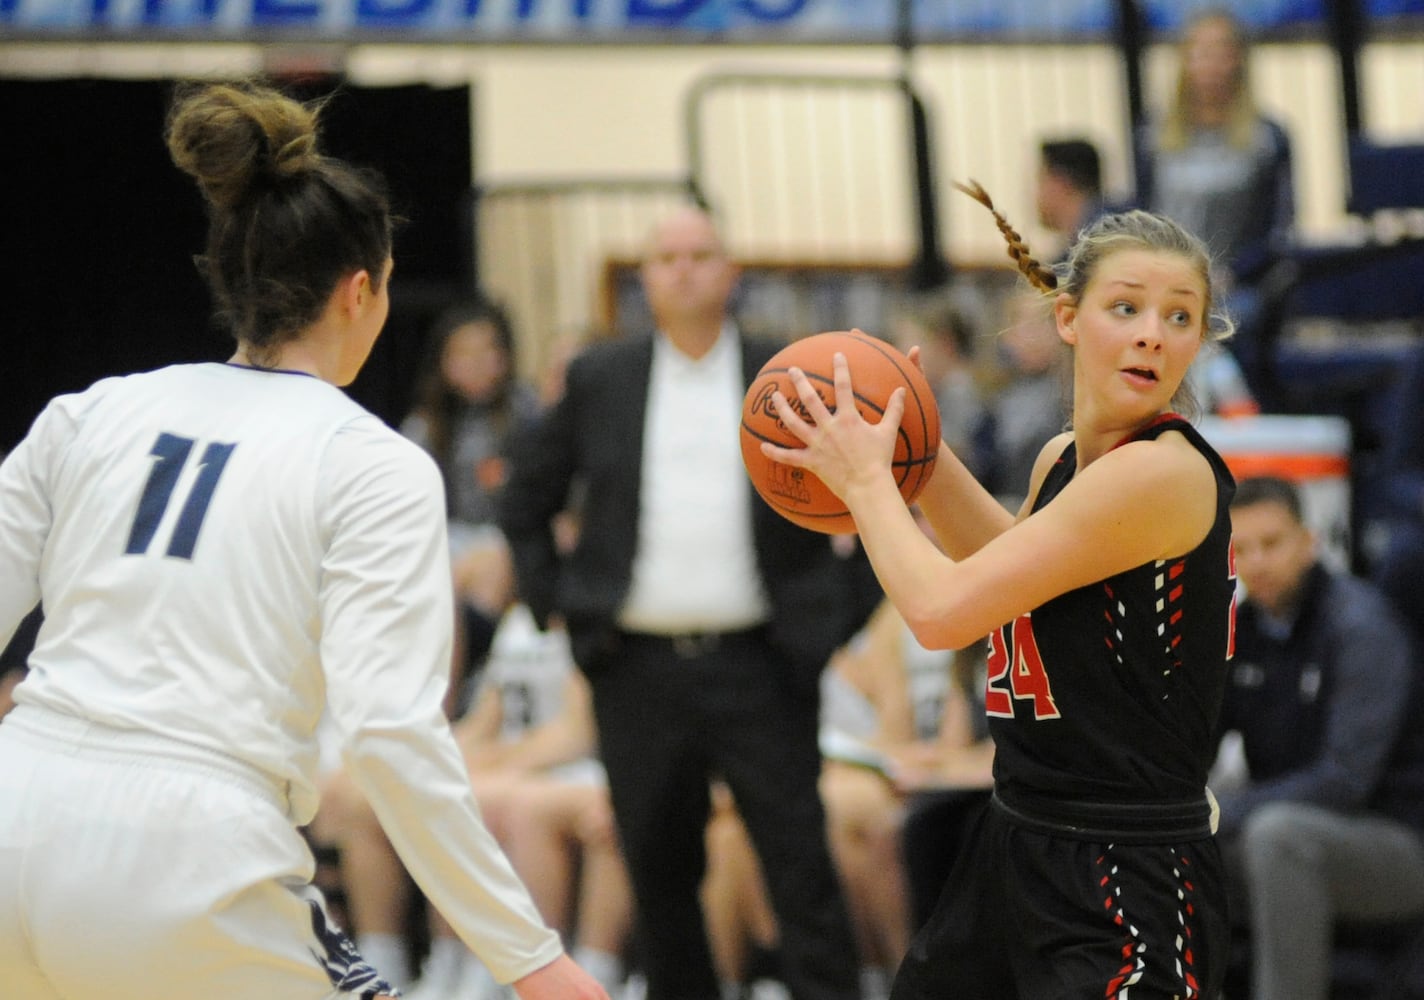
left=739, top=330, right=940, bottom=535
left=746, top=381, right=826, bottom=431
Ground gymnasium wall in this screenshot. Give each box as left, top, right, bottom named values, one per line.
left=2, top=37, right=1423, bottom=388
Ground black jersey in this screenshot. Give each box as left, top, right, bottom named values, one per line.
left=986, top=414, right=1237, bottom=841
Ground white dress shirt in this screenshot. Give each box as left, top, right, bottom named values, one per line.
left=618, top=325, right=770, bottom=634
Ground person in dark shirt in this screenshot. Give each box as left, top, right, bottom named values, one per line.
left=1217, top=475, right=1424, bottom=1000
left=1133, top=8, right=1294, bottom=388
left=499, top=205, right=879, bottom=1000
left=764, top=185, right=1239, bottom=998
left=1035, top=137, right=1107, bottom=258
left=1372, top=339, right=1424, bottom=653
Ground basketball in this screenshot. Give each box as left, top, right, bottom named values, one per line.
left=740, top=329, right=941, bottom=534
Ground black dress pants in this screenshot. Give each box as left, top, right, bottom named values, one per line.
left=591, top=629, right=859, bottom=1000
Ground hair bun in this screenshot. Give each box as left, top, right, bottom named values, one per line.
left=166, top=81, right=321, bottom=211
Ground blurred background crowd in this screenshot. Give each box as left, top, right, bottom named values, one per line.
left=4, top=2, right=1424, bottom=997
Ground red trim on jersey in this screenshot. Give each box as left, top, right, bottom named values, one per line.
left=1110, top=412, right=1187, bottom=452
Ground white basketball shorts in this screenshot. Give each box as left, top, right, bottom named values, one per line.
left=0, top=704, right=398, bottom=1000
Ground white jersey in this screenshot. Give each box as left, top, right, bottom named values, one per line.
left=0, top=362, right=561, bottom=983
left=481, top=604, right=577, bottom=743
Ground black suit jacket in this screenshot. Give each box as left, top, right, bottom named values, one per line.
left=498, top=331, right=882, bottom=696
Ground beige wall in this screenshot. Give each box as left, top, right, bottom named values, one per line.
left=5, top=37, right=1423, bottom=371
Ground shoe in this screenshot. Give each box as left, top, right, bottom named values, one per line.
left=402, top=976, right=454, bottom=1000
left=403, top=956, right=461, bottom=1000
left=456, top=955, right=510, bottom=1000
left=747, top=979, right=790, bottom=1000
left=620, top=972, right=648, bottom=1000
left=859, top=966, right=891, bottom=1000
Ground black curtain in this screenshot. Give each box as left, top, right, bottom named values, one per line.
left=0, top=77, right=474, bottom=454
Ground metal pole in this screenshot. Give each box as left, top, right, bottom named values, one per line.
left=897, top=0, right=950, bottom=290
left=1114, top=0, right=1148, bottom=202
left=1324, top=0, right=1364, bottom=137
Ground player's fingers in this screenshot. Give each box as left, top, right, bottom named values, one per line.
left=830, top=352, right=858, bottom=415
left=767, top=386, right=812, bottom=439
left=784, top=365, right=835, bottom=425
left=879, top=386, right=908, bottom=430
left=760, top=438, right=811, bottom=468
left=905, top=344, right=924, bottom=372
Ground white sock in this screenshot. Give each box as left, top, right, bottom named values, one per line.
left=860, top=965, right=891, bottom=1000
left=456, top=952, right=499, bottom=998
left=420, top=936, right=469, bottom=987
left=355, top=932, right=411, bottom=988
left=571, top=945, right=623, bottom=992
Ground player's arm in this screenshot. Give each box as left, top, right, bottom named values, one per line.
left=867, top=432, right=1219, bottom=650
left=317, top=421, right=565, bottom=985
left=0, top=397, right=75, bottom=644
left=766, top=354, right=1218, bottom=650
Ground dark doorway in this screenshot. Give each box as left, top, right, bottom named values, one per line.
left=0, top=77, right=475, bottom=453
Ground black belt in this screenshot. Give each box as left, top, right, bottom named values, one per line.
left=619, top=625, right=765, bottom=660
left=991, top=787, right=1214, bottom=844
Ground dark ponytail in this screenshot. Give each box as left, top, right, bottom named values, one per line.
left=166, top=80, right=393, bottom=365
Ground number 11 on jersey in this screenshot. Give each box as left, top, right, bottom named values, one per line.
left=125, top=431, right=237, bottom=561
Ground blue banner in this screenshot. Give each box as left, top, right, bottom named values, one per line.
left=2, top=0, right=1421, bottom=41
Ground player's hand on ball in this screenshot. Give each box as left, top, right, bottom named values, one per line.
left=762, top=351, right=907, bottom=503
left=740, top=329, right=939, bottom=533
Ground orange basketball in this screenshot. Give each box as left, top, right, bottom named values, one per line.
left=740, top=330, right=941, bottom=534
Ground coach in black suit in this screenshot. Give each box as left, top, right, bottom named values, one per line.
left=499, top=205, right=879, bottom=1000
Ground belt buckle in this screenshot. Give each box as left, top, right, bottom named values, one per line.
left=672, top=632, right=716, bottom=658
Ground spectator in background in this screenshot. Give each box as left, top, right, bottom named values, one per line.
left=402, top=297, right=542, bottom=689
left=499, top=204, right=881, bottom=1000
left=974, top=289, right=1069, bottom=511
left=438, top=522, right=631, bottom=1000
left=1135, top=7, right=1294, bottom=383
left=890, top=300, right=986, bottom=479
left=890, top=641, right=995, bottom=934
left=317, top=544, right=632, bottom=1000
left=1371, top=340, right=1424, bottom=652
left=1185, top=339, right=1260, bottom=418
left=699, top=783, right=782, bottom=998
left=701, top=582, right=956, bottom=1000
left=1035, top=137, right=1107, bottom=257
left=1216, top=476, right=1424, bottom=1000
left=1036, top=131, right=1258, bottom=418
left=316, top=332, right=601, bottom=999
left=815, top=597, right=951, bottom=1000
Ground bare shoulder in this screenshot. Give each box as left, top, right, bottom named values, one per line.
left=1087, top=429, right=1219, bottom=555
left=1110, top=427, right=1216, bottom=490
left=1033, top=431, right=1075, bottom=473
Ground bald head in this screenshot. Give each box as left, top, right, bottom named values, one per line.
left=640, top=205, right=740, bottom=354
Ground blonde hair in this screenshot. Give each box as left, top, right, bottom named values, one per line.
left=955, top=180, right=1235, bottom=419
left=1161, top=8, right=1261, bottom=152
